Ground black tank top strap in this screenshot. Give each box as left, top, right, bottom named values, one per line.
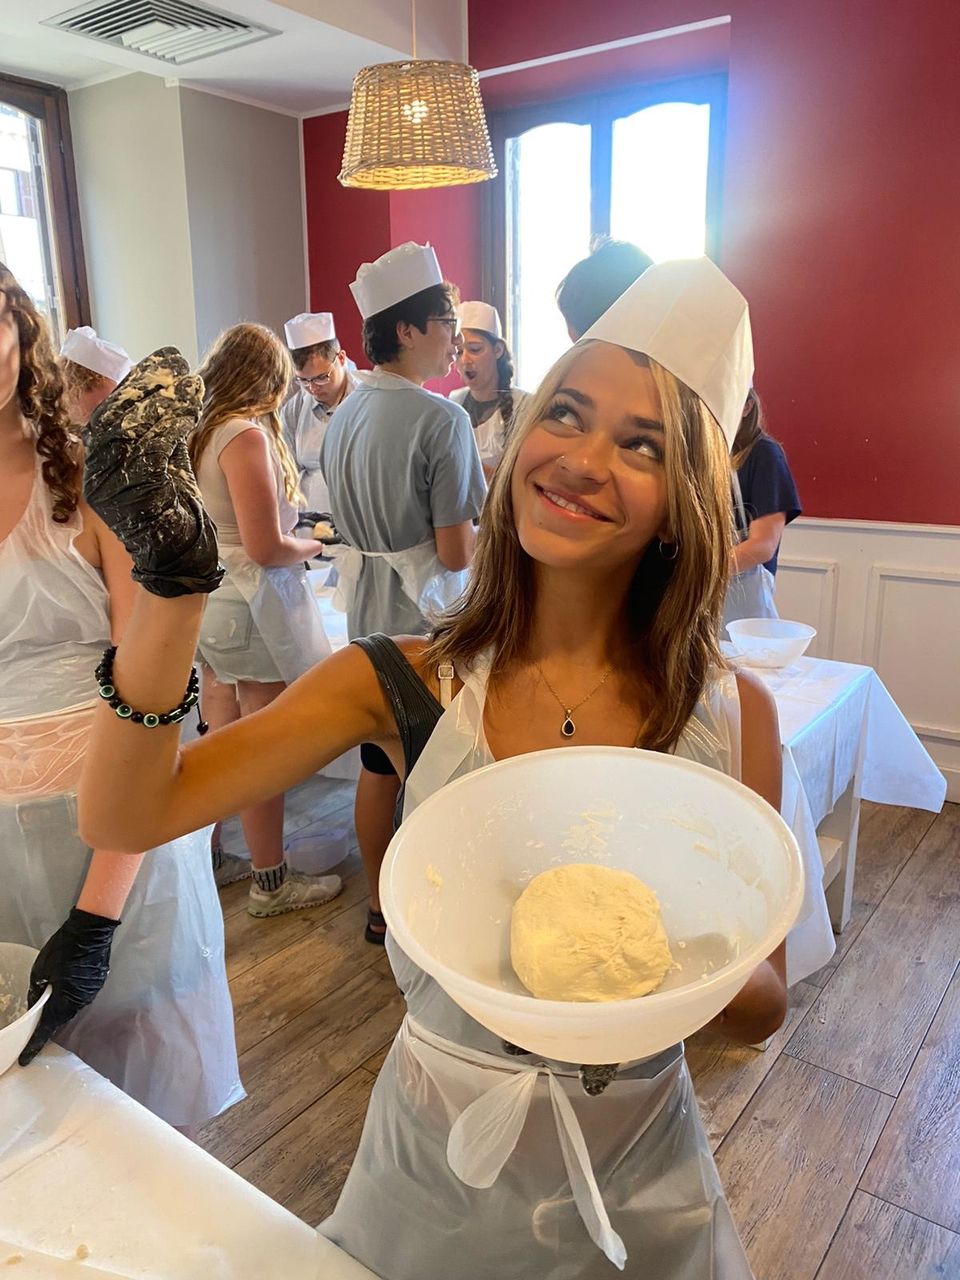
left=352, top=634, right=445, bottom=778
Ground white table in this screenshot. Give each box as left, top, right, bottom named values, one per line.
left=0, top=1048, right=378, bottom=1279
left=742, top=655, right=947, bottom=986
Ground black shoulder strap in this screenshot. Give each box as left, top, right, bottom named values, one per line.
left=352, top=634, right=445, bottom=778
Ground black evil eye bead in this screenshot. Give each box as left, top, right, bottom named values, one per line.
left=143, top=713, right=161, bottom=728
left=99, top=684, right=115, bottom=699
left=116, top=704, right=133, bottom=718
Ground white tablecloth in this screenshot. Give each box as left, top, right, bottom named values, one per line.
left=0, top=1048, right=378, bottom=1279
left=743, top=656, right=947, bottom=984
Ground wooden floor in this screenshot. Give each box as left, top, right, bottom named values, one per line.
left=198, top=783, right=960, bottom=1279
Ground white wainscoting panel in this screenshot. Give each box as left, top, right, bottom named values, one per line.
left=776, top=519, right=960, bottom=801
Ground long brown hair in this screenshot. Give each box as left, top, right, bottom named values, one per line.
left=189, top=323, right=300, bottom=502
left=0, top=263, right=80, bottom=522
left=731, top=387, right=765, bottom=470
left=427, top=341, right=734, bottom=753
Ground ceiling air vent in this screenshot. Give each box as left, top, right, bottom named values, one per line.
left=45, top=0, right=277, bottom=66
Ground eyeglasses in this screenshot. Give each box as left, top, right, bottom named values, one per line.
left=296, top=371, right=333, bottom=388
left=427, top=316, right=460, bottom=335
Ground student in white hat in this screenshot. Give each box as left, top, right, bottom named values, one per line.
left=279, top=311, right=358, bottom=516
left=59, top=325, right=132, bottom=426
left=451, top=300, right=530, bottom=479
left=319, top=242, right=486, bottom=944
left=81, top=255, right=786, bottom=1279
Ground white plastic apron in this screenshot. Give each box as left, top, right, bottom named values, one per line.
left=217, top=545, right=332, bottom=686
left=0, top=467, right=242, bottom=1127
left=332, top=539, right=469, bottom=621
left=723, top=562, right=778, bottom=629
left=323, top=657, right=753, bottom=1279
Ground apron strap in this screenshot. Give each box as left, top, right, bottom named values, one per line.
left=437, top=663, right=455, bottom=708
left=406, top=1016, right=629, bottom=1271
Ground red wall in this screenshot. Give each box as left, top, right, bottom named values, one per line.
left=467, top=0, right=960, bottom=525
left=302, top=113, right=391, bottom=366
left=303, top=1, right=960, bottom=523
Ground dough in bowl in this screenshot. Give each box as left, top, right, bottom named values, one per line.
left=511, top=863, right=673, bottom=1001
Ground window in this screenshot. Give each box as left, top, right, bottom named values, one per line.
left=490, top=77, right=725, bottom=389
left=0, top=74, right=89, bottom=346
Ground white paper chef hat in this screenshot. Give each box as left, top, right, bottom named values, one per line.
left=59, top=326, right=132, bottom=383
left=350, top=242, right=443, bottom=320
left=459, top=301, right=502, bottom=339
left=580, top=257, right=753, bottom=449
left=284, top=311, right=337, bottom=349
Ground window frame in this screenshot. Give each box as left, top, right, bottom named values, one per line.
left=483, top=73, right=728, bottom=342
left=0, top=71, right=90, bottom=332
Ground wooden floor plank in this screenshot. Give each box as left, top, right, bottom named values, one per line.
left=234, top=1069, right=376, bottom=1228
left=786, top=804, right=960, bottom=1094
left=200, top=960, right=404, bottom=1166
left=714, top=1056, right=892, bottom=1280
left=860, top=966, right=960, bottom=1233
left=229, top=900, right=383, bottom=1055
left=806, top=803, right=937, bottom=986
left=815, top=1191, right=960, bottom=1280
left=687, top=980, right=819, bottom=1150
left=224, top=867, right=370, bottom=982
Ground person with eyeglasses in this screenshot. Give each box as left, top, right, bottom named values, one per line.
left=279, top=311, right=358, bottom=520
left=319, top=243, right=486, bottom=946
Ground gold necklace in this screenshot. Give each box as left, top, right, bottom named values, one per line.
left=535, top=663, right=612, bottom=739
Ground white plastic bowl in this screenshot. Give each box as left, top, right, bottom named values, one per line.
left=0, top=943, right=52, bottom=1076
left=726, top=617, right=816, bottom=668
left=381, top=747, right=804, bottom=1064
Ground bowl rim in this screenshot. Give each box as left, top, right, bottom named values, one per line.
left=0, top=942, right=52, bottom=1036
left=726, top=618, right=817, bottom=640
left=382, top=745, right=805, bottom=1016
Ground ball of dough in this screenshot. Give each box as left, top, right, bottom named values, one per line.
left=511, top=864, right=673, bottom=1001
left=312, top=520, right=334, bottom=540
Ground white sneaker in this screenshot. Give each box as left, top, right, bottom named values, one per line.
left=247, top=870, right=343, bottom=918
left=213, top=850, right=252, bottom=888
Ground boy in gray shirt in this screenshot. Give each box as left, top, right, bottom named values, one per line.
left=320, top=243, right=485, bottom=943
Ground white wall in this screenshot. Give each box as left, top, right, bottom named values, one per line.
left=68, top=74, right=198, bottom=362
left=776, top=519, right=960, bottom=801
left=179, top=88, right=306, bottom=357
left=69, top=75, right=307, bottom=366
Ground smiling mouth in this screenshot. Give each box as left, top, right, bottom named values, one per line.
left=536, top=485, right=611, bottom=521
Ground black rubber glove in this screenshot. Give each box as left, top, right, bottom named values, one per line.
left=18, top=908, right=121, bottom=1066
left=82, top=348, right=224, bottom=598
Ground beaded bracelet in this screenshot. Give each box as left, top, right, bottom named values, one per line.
left=95, top=646, right=208, bottom=734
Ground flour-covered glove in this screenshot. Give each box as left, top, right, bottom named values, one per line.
left=82, top=348, right=223, bottom=597
left=18, top=908, right=120, bottom=1066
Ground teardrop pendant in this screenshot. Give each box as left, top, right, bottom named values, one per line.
left=561, top=715, right=576, bottom=738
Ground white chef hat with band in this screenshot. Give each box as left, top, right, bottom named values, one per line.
left=580, top=256, right=753, bottom=450
left=284, top=312, right=337, bottom=348
left=459, top=301, right=502, bottom=339
left=350, top=242, right=443, bottom=320
left=60, top=326, right=132, bottom=383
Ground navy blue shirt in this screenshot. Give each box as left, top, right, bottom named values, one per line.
left=735, top=436, right=801, bottom=574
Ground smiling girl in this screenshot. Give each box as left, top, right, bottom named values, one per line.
left=79, top=258, right=780, bottom=1278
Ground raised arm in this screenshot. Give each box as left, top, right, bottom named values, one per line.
left=77, top=349, right=393, bottom=854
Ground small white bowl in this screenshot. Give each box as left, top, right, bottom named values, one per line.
left=0, top=943, right=52, bottom=1076
left=726, top=618, right=817, bottom=669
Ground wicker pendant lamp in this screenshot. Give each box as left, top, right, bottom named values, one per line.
left=339, top=0, right=496, bottom=190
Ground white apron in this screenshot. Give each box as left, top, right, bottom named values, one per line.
left=0, top=460, right=242, bottom=1128
left=211, top=546, right=333, bottom=687
left=723, top=563, right=778, bottom=630
left=332, top=540, right=469, bottom=621
left=322, top=657, right=753, bottom=1278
